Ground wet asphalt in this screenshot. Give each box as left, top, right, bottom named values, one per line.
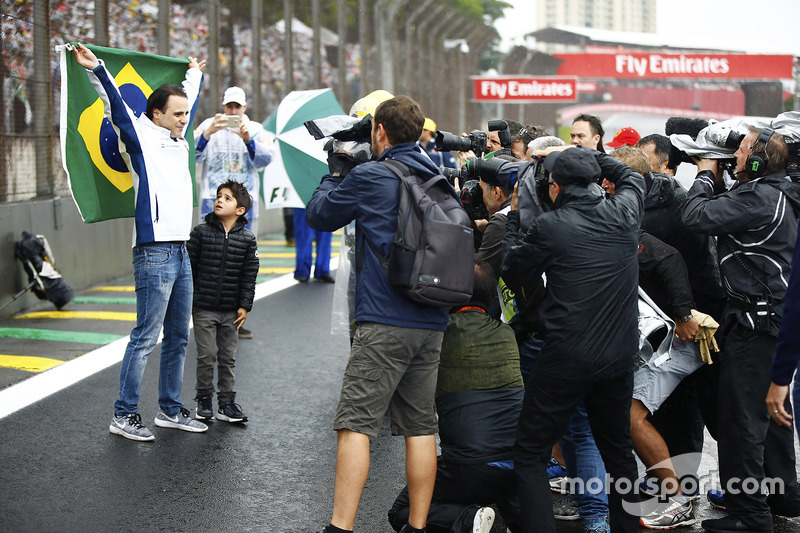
left=1, top=277, right=799, bottom=532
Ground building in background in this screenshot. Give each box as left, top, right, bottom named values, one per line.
left=536, top=0, right=656, bottom=34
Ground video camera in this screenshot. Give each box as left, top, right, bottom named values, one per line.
left=666, top=112, right=800, bottom=181
left=435, top=119, right=511, bottom=158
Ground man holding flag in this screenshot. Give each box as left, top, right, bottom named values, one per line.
left=72, top=43, right=209, bottom=441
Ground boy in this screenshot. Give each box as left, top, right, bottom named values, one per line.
left=187, top=180, right=260, bottom=423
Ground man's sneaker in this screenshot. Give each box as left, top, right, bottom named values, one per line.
left=154, top=407, right=208, bottom=432
left=707, top=489, right=726, bottom=510
left=584, top=519, right=610, bottom=533
left=217, top=401, right=248, bottom=423
left=109, top=413, right=155, bottom=441
left=238, top=327, right=253, bottom=339
left=472, top=506, right=494, bottom=533
left=640, top=478, right=701, bottom=502
left=548, top=457, right=569, bottom=494
left=553, top=495, right=580, bottom=520
left=196, top=396, right=213, bottom=420
left=640, top=498, right=696, bottom=530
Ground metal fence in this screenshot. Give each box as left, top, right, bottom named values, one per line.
left=0, top=0, right=497, bottom=204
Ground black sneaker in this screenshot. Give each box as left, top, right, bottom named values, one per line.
left=196, top=396, right=213, bottom=420
left=238, top=327, right=253, bottom=339
left=217, top=401, right=248, bottom=423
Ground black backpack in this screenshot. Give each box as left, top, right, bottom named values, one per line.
left=365, top=160, right=474, bottom=307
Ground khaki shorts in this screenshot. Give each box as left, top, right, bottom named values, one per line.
left=333, top=322, right=443, bottom=437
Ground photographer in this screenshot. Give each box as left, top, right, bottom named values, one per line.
left=306, top=95, right=449, bottom=533
left=681, top=127, right=800, bottom=533
left=503, top=145, right=643, bottom=533
left=475, top=157, right=517, bottom=277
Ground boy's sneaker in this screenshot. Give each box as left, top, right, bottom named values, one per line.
left=547, top=456, right=569, bottom=494
left=583, top=519, right=610, bottom=533
left=553, top=495, right=580, bottom=520
left=154, top=407, right=208, bottom=432
left=109, top=412, right=155, bottom=441
left=217, top=401, right=248, bottom=423
left=472, top=506, right=494, bottom=533
left=196, top=396, right=213, bottom=420
left=238, top=327, right=253, bottom=339
left=707, top=489, right=726, bottom=510
left=640, top=498, right=696, bottom=529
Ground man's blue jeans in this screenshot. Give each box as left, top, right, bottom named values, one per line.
left=114, top=243, right=193, bottom=417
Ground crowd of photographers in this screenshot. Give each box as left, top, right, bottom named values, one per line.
left=312, top=95, right=800, bottom=533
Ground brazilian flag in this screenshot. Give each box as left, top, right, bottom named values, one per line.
left=58, top=44, right=197, bottom=223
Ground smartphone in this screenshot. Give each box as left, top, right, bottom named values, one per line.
left=225, top=115, right=240, bottom=129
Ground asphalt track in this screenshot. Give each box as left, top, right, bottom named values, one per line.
left=1, top=240, right=799, bottom=531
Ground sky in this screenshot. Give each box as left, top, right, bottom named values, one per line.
left=493, top=0, right=800, bottom=56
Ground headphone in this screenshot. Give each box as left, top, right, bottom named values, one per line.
left=744, top=127, right=775, bottom=179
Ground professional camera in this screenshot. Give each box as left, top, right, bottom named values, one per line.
left=435, top=120, right=511, bottom=158
left=460, top=180, right=488, bottom=221
left=441, top=155, right=508, bottom=187
left=305, top=114, right=374, bottom=163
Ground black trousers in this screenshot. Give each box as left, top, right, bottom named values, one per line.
left=388, top=459, right=521, bottom=533
left=717, top=323, right=800, bottom=528
left=514, top=370, right=640, bottom=533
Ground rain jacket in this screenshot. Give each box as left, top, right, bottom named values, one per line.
left=187, top=213, right=259, bottom=312
left=306, top=142, right=449, bottom=331
left=501, top=153, right=645, bottom=380
left=642, top=172, right=725, bottom=315
left=682, top=170, right=800, bottom=336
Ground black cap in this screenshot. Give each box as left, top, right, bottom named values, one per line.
left=543, top=147, right=600, bottom=186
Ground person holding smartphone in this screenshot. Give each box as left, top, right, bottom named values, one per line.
left=194, top=87, right=272, bottom=339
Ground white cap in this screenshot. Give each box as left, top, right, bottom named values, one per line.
left=222, top=87, right=246, bottom=106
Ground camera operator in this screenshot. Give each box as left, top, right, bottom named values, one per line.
left=306, top=95, right=449, bottom=533
left=681, top=127, right=800, bottom=533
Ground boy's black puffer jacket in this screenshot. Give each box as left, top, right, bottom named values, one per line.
left=187, top=213, right=259, bottom=312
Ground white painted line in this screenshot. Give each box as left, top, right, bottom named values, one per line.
left=0, top=270, right=330, bottom=421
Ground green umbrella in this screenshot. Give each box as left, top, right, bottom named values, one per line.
left=262, top=89, right=345, bottom=208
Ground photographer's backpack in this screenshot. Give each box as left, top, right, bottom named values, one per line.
left=366, top=160, right=474, bottom=307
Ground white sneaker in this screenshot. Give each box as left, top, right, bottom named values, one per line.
left=154, top=408, right=208, bottom=432
left=472, top=506, right=494, bottom=533
left=109, top=413, right=155, bottom=441
left=639, top=497, right=696, bottom=530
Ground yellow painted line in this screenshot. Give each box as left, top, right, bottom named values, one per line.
left=258, top=239, right=296, bottom=246
left=260, top=252, right=339, bottom=259
left=15, top=311, right=137, bottom=321
left=0, top=355, right=64, bottom=372
left=91, top=286, right=135, bottom=292
left=258, top=267, right=294, bottom=274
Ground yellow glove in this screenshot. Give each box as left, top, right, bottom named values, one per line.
left=692, top=309, right=720, bottom=364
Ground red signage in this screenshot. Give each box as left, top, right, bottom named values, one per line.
left=553, top=53, right=794, bottom=80
left=473, top=77, right=578, bottom=102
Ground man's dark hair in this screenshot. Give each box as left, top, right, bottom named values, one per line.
left=636, top=134, right=674, bottom=172
left=217, top=179, right=252, bottom=214
left=374, top=95, right=424, bottom=145
left=505, top=119, right=523, bottom=140
left=472, top=260, right=497, bottom=306
left=146, top=84, right=187, bottom=120
left=748, top=126, right=789, bottom=174
left=513, top=123, right=550, bottom=145
left=573, top=114, right=605, bottom=153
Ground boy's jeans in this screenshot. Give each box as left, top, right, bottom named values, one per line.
left=114, top=243, right=193, bottom=417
